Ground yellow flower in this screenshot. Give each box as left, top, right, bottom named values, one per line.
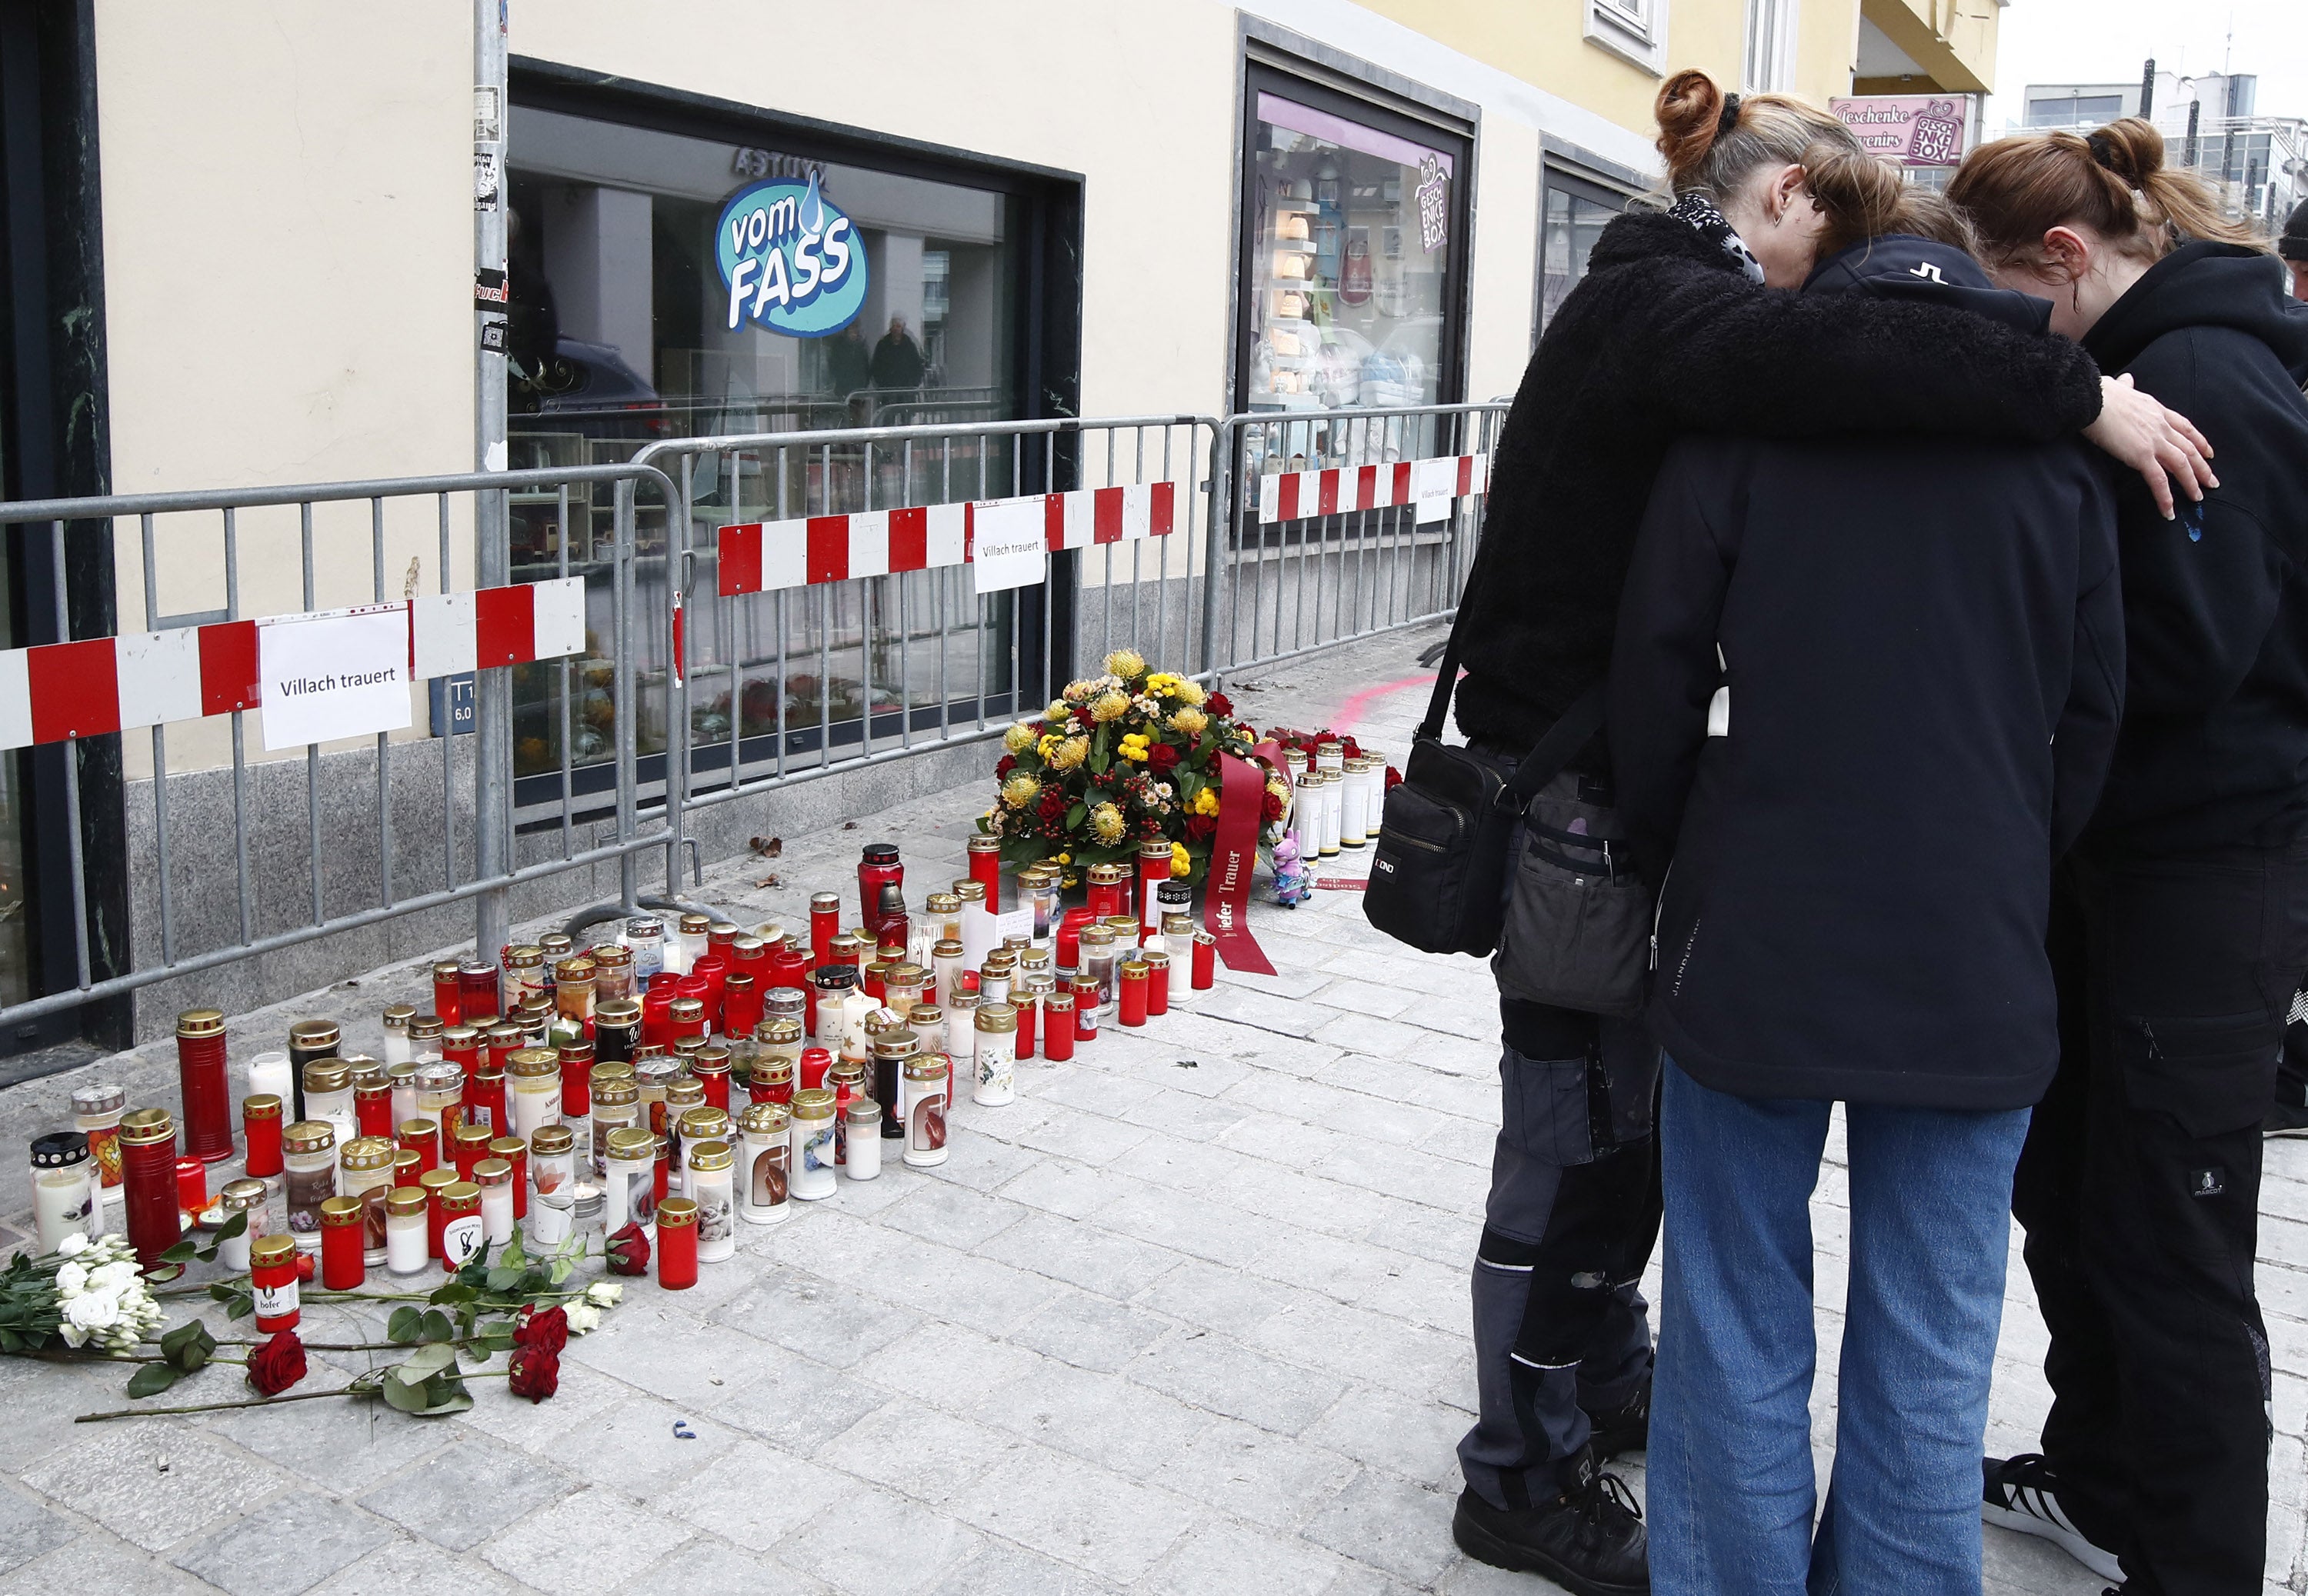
left=1046, top=700, right=1069, bottom=720
left=1091, top=691, right=1130, bottom=724
left=1117, top=732, right=1150, bottom=763
left=1090, top=802, right=1126, bottom=844
left=1000, top=773, right=1040, bottom=809
left=1056, top=851, right=1072, bottom=865
left=1169, top=706, right=1208, bottom=737
left=1105, top=649, right=1147, bottom=681
left=1170, top=841, right=1191, bottom=878
left=1192, top=786, right=1221, bottom=817
left=1049, top=736, right=1089, bottom=771
left=1003, top=722, right=1039, bottom=755
left=1173, top=678, right=1207, bottom=708
left=1037, top=733, right=1063, bottom=758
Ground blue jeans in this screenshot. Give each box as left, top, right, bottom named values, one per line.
left=1649, top=1060, right=2030, bottom=1596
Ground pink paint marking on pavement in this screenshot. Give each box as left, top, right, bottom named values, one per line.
left=1328, top=671, right=1439, bottom=737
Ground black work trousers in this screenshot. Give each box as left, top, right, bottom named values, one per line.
left=2014, top=841, right=2308, bottom=1595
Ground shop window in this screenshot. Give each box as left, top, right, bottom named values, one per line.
left=499, top=87, right=1069, bottom=799
left=1537, top=168, right=1629, bottom=342
left=1239, top=73, right=1468, bottom=423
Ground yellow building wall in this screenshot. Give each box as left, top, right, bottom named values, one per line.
left=1355, top=0, right=1874, bottom=142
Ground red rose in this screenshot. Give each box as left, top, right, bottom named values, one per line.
left=606, top=1223, right=651, bottom=1277
left=1385, top=765, right=1403, bottom=791
left=515, top=1304, right=569, bottom=1356
left=295, top=1251, right=316, bottom=1285
left=1340, top=736, right=1363, bottom=759
left=1037, top=791, right=1064, bottom=821
left=1074, top=705, right=1096, bottom=726
left=1206, top=693, right=1233, bottom=718
left=994, top=755, right=1017, bottom=779
left=1146, top=743, right=1180, bottom=775
left=1262, top=790, right=1285, bottom=823
left=245, top=1330, right=306, bottom=1396
left=1185, top=813, right=1217, bottom=842
left=509, top=1345, right=560, bottom=1403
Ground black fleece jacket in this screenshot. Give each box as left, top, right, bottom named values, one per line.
left=1454, top=208, right=2106, bottom=763
left=2072, top=243, right=2308, bottom=854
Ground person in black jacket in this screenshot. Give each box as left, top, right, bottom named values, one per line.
left=1949, top=120, right=2308, bottom=1595
left=1608, top=232, right=2123, bottom=1592
left=1441, top=68, right=2213, bottom=1596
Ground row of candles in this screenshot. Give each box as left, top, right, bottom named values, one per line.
left=26, top=837, right=1218, bottom=1302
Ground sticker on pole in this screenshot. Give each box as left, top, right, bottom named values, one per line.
left=256, top=604, right=412, bottom=751
left=715, top=172, right=868, bottom=338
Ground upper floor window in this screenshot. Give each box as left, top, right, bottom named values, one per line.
left=1585, top=0, right=1669, bottom=76
left=1743, top=0, right=1800, bottom=93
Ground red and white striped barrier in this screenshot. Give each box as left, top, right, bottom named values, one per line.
left=715, top=481, right=1178, bottom=598
left=0, top=575, right=586, bottom=750
left=1256, top=453, right=1489, bottom=525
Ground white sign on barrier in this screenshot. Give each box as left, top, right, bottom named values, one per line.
left=970, top=498, right=1049, bottom=597
left=258, top=603, right=412, bottom=751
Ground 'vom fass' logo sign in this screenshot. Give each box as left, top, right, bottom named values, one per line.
left=715, top=172, right=867, bottom=338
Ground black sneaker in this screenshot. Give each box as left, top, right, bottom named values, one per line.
left=1452, top=1447, right=1648, bottom=1596
left=1583, top=1357, right=1652, bottom=1462
left=1981, top=1454, right=2120, bottom=1581
left=2265, top=1098, right=2308, bottom=1138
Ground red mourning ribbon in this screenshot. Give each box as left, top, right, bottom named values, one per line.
left=1202, top=742, right=1294, bottom=975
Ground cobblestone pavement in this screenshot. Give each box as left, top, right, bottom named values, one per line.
left=0, top=622, right=2300, bottom=1594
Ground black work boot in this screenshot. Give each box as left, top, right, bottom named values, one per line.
left=1583, top=1354, right=1653, bottom=1462
left=1452, top=1445, right=1649, bottom=1595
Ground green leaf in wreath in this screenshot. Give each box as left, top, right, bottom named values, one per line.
left=126, top=1363, right=180, bottom=1399
left=386, top=1306, right=422, bottom=1344
left=1066, top=801, right=1086, bottom=829
left=416, top=1309, right=455, bottom=1344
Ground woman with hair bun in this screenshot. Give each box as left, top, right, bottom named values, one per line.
left=1949, top=118, right=2308, bottom=1596
left=1446, top=67, right=2213, bottom=1596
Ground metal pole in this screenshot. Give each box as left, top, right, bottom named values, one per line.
left=472, top=0, right=511, bottom=964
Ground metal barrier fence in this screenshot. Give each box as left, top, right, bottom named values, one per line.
left=0, top=399, right=1503, bottom=1038
left=0, top=461, right=675, bottom=1027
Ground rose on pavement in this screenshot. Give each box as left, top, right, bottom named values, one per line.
left=508, top=1345, right=559, bottom=1402
left=245, top=1330, right=307, bottom=1396
left=514, top=1304, right=569, bottom=1356
left=606, top=1224, right=650, bottom=1277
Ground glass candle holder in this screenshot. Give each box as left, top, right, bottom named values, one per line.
left=602, top=1126, right=657, bottom=1235
left=218, top=1178, right=268, bottom=1272
left=395, top=1118, right=439, bottom=1176
left=449, top=1121, right=494, bottom=1185
left=738, top=1104, right=790, bottom=1224
left=625, top=916, right=667, bottom=981
left=302, top=1061, right=356, bottom=1147
left=529, top=1122, right=577, bottom=1201
left=381, top=1003, right=416, bottom=1067
left=320, top=1195, right=365, bottom=1290
left=385, top=1187, right=429, bottom=1275
left=475, top=1158, right=515, bottom=1246
left=286, top=1019, right=341, bottom=1122
left=1042, top=991, right=1076, bottom=1062
left=655, top=1198, right=699, bottom=1290
left=175, top=1008, right=235, bottom=1163
left=558, top=1038, right=595, bottom=1123
left=974, top=1004, right=1017, bottom=1105
left=591, top=943, right=635, bottom=1006
left=282, top=1121, right=337, bottom=1252
left=431, top=961, right=463, bottom=1025
left=489, top=1136, right=529, bottom=1221
left=243, top=1094, right=286, bottom=1179
left=901, top=1055, right=950, bottom=1168
left=1118, top=959, right=1151, bottom=1028
left=843, top=1101, right=882, bottom=1180
left=339, top=1135, right=397, bottom=1267
left=456, top=959, right=499, bottom=1020
left=118, top=1108, right=182, bottom=1268
left=29, top=1133, right=96, bottom=1254
left=507, top=1048, right=560, bottom=1139
left=73, top=1084, right=127, bottom=1198
left=1143, top=948, right=1171, bottom=1015
left=439, top=1181, right=483, bottom=1268
left=595, top=997, right=642, bottom=1064
left=687, top=1141, right=735, bottom=1261
left=589, top=1073, right=639, bottom=1181
left=789, top=1088, right=839, bottom=1201
left=251, top=1234, right=301, bottom=1331
left=419, top=1168, right=457, bottom=1258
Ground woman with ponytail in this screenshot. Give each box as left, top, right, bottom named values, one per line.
left=1949, top=119, right=2308, bottom=1596
left=1446, top=67, right=2211, bottom=1596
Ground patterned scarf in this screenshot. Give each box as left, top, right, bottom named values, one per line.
left=1668, top=190, right=1766, bottom=285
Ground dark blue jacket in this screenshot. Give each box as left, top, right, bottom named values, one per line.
left=1609, top=238, right=2124, bottom=1109
left=2073, top=243, right=2308, bottom=854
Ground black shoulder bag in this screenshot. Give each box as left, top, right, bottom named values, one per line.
left=1364, top=630, right=1653, bottom=1015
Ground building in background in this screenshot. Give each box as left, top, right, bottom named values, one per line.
left=2011, top=69, right=2306, bottom=232
left=0, top=0, right=2001, bottom=1052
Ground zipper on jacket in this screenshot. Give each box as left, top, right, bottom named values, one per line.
left=1649, top=863, right=1673, bottom=971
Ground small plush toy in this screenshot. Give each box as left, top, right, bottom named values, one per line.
left=1270, top=835, right=1312, bottom=908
